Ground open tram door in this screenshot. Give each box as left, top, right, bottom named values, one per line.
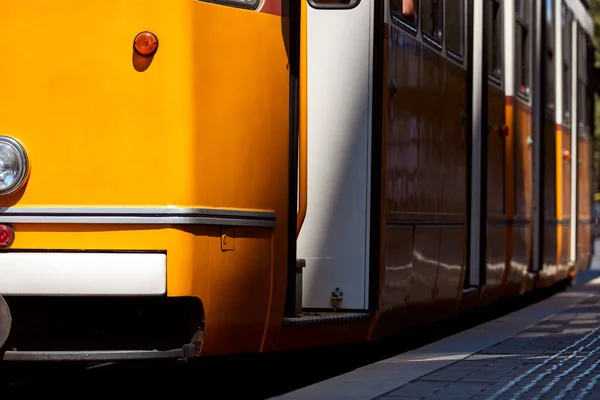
left=289, top=0, right=382, bottom=314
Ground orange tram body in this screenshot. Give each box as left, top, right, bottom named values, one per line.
left=0, top=0, right=595, bottom=361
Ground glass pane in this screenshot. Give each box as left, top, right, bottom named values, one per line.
left=515, top=27, right=522, bottom=87
left=578, top=82, right=585, bottom=125
left=563, top=63, right=570, bottom=121
left=421, top=0, right=443, bottom=42
left=545, top=0, right=553, bottom=108
left=516, top=0, right=527, bottom=20
left=588, top=90, right=593, bottom=128
left=487, top=0, right=502, bottom=79
left=562, top=4, right=570, bottom=62
left=546, top=51, right=554, bottom=108
left=578, top=30, right=587, bottom=81
left=545, top=0, right=553, bottom=48
left=587, top=90, right=593, bottom=129
left=390, top=0, right=418, bottom=27
left=516, top=26, right=530, bottom=96
left=446, top=0, right=463, bottom=56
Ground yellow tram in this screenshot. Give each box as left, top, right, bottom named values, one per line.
left=0, top=0, right=595, bottom=361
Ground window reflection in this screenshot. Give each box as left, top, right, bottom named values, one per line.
left=391, top=0, right=418, bottom=27
left=446, top=0, right=463, bottom=57
left=421, top=0, right=443, bottom=43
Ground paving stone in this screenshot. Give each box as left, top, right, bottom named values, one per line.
left=274, top=285, right=600, bottom=400
left=417, top=295, right=600, bottom=399
left=385, top=381, right=448, bottom=397
left=440, top=382, right=492, bottom=395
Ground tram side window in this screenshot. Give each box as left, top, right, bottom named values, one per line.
left=545, top=0, right=554, bottom=110
left=421, top=0, right=443, bottom=44
left=391, top=0, right=418, bottom=29
left=562, top=3, right=571, bottom=123
left=515, top=0, right=530, bottom=98
left=586, top=36, right=594, bottom=130
left=487, top=0, right=502, bottom=82
left=446, top=0, right=463, bottom=58
left=563, top=62, right=571, bottom=122
left=577, top=29, right=588, bottom=128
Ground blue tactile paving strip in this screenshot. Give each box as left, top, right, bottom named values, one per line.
left=273, top=273, right=600, bottom=400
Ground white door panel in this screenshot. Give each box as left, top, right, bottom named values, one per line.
left=297, top=0, right=373, bottom=310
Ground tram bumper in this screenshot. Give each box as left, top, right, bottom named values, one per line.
left=0, top=252, right=203, bottom=362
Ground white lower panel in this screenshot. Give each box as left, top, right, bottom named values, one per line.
left=0, top=252, right=166, bottom=295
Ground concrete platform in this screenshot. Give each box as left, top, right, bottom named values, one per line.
left=273, top=269, right=600, bottom=400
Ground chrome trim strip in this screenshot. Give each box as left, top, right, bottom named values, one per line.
left=0, top=206, right=276, bottom=227
left=2, top=349, right=183, bottom=362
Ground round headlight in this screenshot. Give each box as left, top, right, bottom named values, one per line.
left=0, top=136, right=28, bottom=196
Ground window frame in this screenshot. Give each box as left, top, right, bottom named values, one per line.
left=390, top=0, right=420, bottom=34
left=389, top=0, right=467, bottom=67
left=562, top=2, right=572, bottom=125
left=545, top=0, right=555, bottom=112
left=515, top=0, right=531, bottom=101
left=487, top=0, right=504, bottom=87
left=421, top=0, right=444, bottom=49
left=445, top=0, right=464, bottom=61
left=577, top=27, right=590, bottom=132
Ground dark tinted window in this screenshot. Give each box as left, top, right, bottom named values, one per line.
left=487, top=0, right=502, bottom=81
left=422, top=0, right=443, bottom=44
left=390, top=0, right=419, bottom=29
left=446, top=0, right=463, bottom=57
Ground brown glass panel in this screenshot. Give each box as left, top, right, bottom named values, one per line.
left=543, top=118, right=557, bottom=221
left=514, top=100, right=533, bottom=219
left=487, top=85, right=506, bottom=217
left=562, top=127, right=571, bottom=219
left=386, top=28, right=467, bottom=221
left=578, top=136, right=591, bottom=219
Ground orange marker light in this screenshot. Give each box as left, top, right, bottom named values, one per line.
left=134, top=31, right=159, bottom=57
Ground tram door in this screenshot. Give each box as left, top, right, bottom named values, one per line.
left=296, top=0, right=374, bottom=310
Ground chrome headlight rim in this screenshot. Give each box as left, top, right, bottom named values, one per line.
left=0, top=136, right=29, bottom=196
